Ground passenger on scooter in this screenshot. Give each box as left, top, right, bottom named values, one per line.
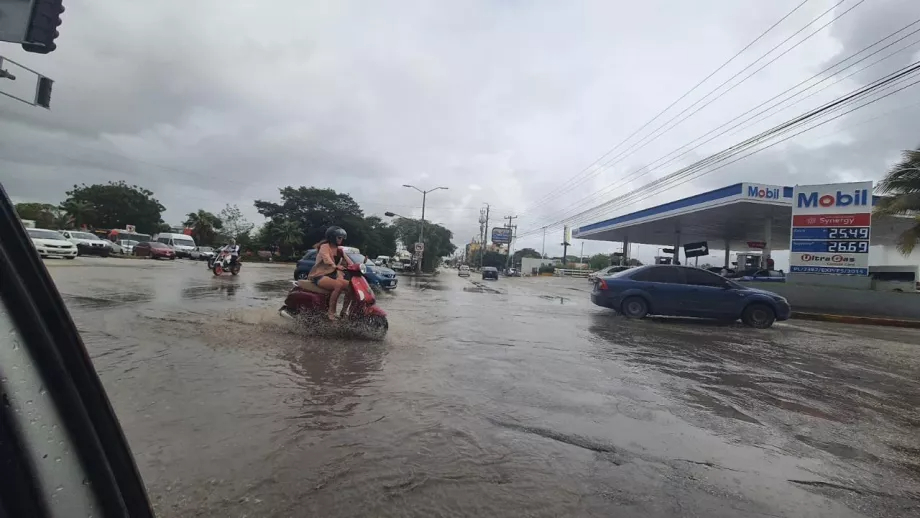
left=222, top=238, right=240, bottom=266
left=308, top=226, right=353, bottom=321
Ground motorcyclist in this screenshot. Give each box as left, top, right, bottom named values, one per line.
left=220, top=238, right=241, bottom=266
left=307, top=226, right=354, bottom=321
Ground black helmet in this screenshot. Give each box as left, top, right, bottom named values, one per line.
left=325, top=226, right=347, bottom=242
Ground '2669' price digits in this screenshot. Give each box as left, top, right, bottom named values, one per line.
left=828, top=241, right=869, bottom=253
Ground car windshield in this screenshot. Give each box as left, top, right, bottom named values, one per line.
left=115, top=232, right=151, bottom=242
left=119, top=240, right=139, bottom=246
left=348, top=253, right=367, bottom=264
left=608, top=267, right=636, bottom=278
left=198, top=247, right=213, bottom=252
left=28, top=229, right=66, bottom=240
left=173, top=237, right=195, bottom=247
left=71, top=232, right=99, bottom=240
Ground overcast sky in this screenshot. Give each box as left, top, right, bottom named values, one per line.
left=1, top=0, right=918, bottom=265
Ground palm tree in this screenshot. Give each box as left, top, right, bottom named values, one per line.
left=874, top=147, right=920, bottom=254
left=273, top=219, right=303, bottom=256
left=184, top=210, right=223, bottom=246
left=59, top=200, right=93, bottom=229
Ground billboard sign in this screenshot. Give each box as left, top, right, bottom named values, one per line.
left=789, top=182, right=871, bottom=276
left=564, top=225, right=572, bottom=245
left=491, top=227, right=512, bottom=244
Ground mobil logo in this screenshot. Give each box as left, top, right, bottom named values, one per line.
left=747, top=185, right=780, bottom=199
left=797, top=188, right=869, bottom=209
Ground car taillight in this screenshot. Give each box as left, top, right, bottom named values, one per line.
left=597, top=279, right=608, bottom=290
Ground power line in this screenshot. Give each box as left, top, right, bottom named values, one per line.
left=515, top=0, right=816, bottom=213
left=518, top=21, right=920, bottom=233
left=525, top=0, right=862, bottom=212
left=516, top=61, right=920, bottom=238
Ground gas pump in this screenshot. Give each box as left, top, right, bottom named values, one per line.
left=734, top=252, right=763, bottom=271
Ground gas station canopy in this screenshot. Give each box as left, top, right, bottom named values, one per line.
left=573, top=182, right=910, bottom=249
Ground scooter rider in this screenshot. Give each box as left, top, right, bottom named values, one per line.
left=222, top=238, right=240, bottom=266
left=307, top=226, right=354, bottom=321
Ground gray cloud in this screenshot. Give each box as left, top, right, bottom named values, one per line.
left=1, top=0, right=919, bottom=262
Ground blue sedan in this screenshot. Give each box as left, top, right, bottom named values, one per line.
left=590, top=265, right=790, bottom=328
left=294, top=249, right=398, bottom=290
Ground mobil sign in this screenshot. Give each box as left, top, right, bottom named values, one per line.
left=743, top=183, right=784, bottom=201
left=792, top=181, right=872, bottom=215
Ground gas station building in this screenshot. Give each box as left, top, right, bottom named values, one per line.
left=573, top=182, right=912, bottom=272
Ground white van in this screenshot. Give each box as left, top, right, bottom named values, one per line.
left=153, top=232, right=197, bottom=258
left=869, top=265, right=920, bottom=292
left=458, top=265, right=471, bottom=277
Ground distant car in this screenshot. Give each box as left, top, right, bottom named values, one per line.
left=482, top=267, right=499, bottom=280
left=588, top=265, right=630, bottom=282
left=27, top=228, right=78, bottom=259
left=60, top=230, right=112, bottom=257
left=190, top=246, right=216, bottom=261
left=134, top=241, right=176, bottom=260
left=294, top=249, right=398, bottom=290
left=739, top=269, right=786, bottom=283
left=111, top=239, right=139, bottom=255
left=590, top=265, right=790, bottom=328
left=458, top=265, right=471, bottom=277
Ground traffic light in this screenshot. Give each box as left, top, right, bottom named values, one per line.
left=21, top=1, right=65, bottom=54
left=35, top=76, right=53, bottom=109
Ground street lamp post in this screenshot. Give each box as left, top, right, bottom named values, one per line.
left=403, top=185, right=448, bottom=273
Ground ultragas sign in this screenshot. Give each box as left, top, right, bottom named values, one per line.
left=789, top=181, right=872, bottom=276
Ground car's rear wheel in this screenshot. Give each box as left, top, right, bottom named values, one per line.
left=620, top=296, right=648, bottom=319
left=741, top=303, right=776, bottom=329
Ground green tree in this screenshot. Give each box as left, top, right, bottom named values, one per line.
left=59, top=199, right=95, bottom=229
left=362, top=215, right=397, bottom=259
left=512, top=247, right=542, bottom=264
left=219, top=204, right=255, bottom=244
left=62, top=181, right=166, bottom=234
left=587, top=253, right=611, bottom=270
left=273, top=219, right=304, bottom=256
left=255, top=187, right=365, bottom=247
left=627, top=258, right=643, bottom=266
left=184, top=210, right=223, bottom=246
left=874, top=147, right=920, bottom=254
left=480, top=251, right=507, bottom=268
left=14, top=202, right=59, bottom=228
left=392, top=217, right=456, bottom=272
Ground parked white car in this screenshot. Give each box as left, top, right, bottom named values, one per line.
left=190, top=246, right=216, bottom=261
left=458, top=265, right=471, bottom=277
left=588, top=265, right=631, bottom=282
left=59, top=230, right=112, bottom=257
left=111, top=239, right=139, bottom=255
left=27, top=228, right=78, bottom=259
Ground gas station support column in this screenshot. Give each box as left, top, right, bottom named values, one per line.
left=622, top=237, right=629, bottom=263
left=673, top=233, right=681, bottom=264
left=724, top=241, right=730, bottom=268
left=763, top=218, right=773, bottom=269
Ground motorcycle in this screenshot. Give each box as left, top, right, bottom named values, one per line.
left=211, top=251, right=241, bottom=276
left=279, top=262, right=388, bottom=339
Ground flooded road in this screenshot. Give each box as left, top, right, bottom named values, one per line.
left=44, top=259, right=920, bottom=517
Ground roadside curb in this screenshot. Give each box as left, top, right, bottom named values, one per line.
left=792, top=311, right=920, bottom=329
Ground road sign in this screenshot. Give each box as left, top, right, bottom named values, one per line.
left=415, top=242, right=424, bottom=253
left=746, top=241, right=766, bottom=249
left=683, top=241, right=709, bottom=258
left=491, top=227, right=512, bottom=244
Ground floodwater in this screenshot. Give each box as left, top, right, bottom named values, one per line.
left=42, top=258, right=920, bottom=517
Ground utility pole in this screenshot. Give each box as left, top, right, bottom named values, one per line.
left=403, top=184, right=448, bottom=274
left=504, top=215, right=518, bottom=269
left=542, top=226, right=547, bottom=258
left=479, top=204, right=490, bottom=269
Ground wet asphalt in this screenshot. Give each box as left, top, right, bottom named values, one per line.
left=43, top=257, right=920, bottom=517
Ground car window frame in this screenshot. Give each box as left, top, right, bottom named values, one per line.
left=0, top=185, right=154, bottom=517
left=630, top=265, right=684, bottom=284
left=683, top=267, right=730, bottom=288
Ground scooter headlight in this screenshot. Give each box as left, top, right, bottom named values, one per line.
left=359, top=263, right=367, bottom=274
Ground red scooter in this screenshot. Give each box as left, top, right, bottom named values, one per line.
left=279, top=262, right=388, bottom=339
